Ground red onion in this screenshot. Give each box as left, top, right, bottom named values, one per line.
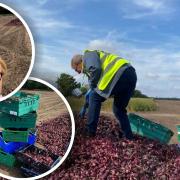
left=42, top=114, right=180, bottom=179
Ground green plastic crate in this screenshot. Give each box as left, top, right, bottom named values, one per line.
left=178, top=135, right=180, bottom=142
left=176, top=125, right=180, bottom=142
left=0, top=91, right=40, bottom=116
left=0, top=112, right=37, bottom=129
left=0, top=149, right=16, bottom=167
left=2, top=129, right=29, bottom=143
left=128, top=113, right=174, bottom=144
left=176, top=125, right=180, bottom=132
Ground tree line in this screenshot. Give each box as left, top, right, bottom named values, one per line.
left=22, top=73, right=148, bottom=98
left=56, top=73, right=148, bottom=98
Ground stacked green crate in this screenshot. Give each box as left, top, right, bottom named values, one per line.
left=0, top=91, right=40, bottom=167
left=0, top=149, right=16, bottom=167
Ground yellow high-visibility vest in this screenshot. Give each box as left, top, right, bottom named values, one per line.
left=84, top=49, right=129, bottom=90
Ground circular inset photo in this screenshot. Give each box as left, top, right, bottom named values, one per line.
left=0, top=77, right=75, bottom=179
left=0, top=4, right=35, bottom=100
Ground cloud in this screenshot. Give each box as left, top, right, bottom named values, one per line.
left=2, top=0, right=179, bottom=97
left=22, top=6, right=75, bottom=33
left=146, top=73, right=161, bottom=79
left=119, top=0, right=176, bottom=19
left=36, top=0, right=49, bottom=6
left=173, top=86, right=180, bottom=91
left=34, top=18, right=75, bottom=30
left=1, top=1, right=76, bottom=36
left=132, top=0, right=166, bottom=10
left=86, top=30, right=180, bottom=97
left=31, top=41, right=86, bottom=81
left=88, top=40, right=119, bottom=53
left=57, top=0, right=85, bottom=9
left=168, top=74, right=180, bottom=81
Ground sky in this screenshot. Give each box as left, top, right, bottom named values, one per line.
left=1, top=0, right=180, bottom=98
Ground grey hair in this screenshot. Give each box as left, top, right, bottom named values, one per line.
left=71, top=54, right=83, bottom=69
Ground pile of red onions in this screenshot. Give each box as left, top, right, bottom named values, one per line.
left=37, top=114, right=71, bottom=157
left=44, top=114, right=180, bottom=179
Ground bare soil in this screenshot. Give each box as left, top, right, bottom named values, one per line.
left=136, top=99, right=180, bottom=144
left=0, top=15, right=32, bottom=96
left=24, top=90, right=69, bottom=123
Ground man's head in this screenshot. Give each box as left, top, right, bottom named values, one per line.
left=0, top=58, right=7, bottom=79
left=71, top=54, right=83, bottom=74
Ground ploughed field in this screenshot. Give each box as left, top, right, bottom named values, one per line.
left=24, top=90, right=69, bottom=123
left=0, top=15, right=31, bottom=96
left=137, top=99, right=180, bottom=144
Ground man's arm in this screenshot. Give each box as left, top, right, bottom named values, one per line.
left=83, top=51, right=102, bottom=89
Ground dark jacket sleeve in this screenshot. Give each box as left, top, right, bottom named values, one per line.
left=83, top=51, right=102, bottom=89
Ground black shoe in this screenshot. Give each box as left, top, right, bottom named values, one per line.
left=118, top=130, right=124, bottom=138
left=86, top=132, right=96, bottom=137
left=82, top=128, right=96, bottom=137
left=125, top=135, right=134, bottom=141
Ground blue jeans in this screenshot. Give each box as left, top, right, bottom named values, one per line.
left=86, top=66, right=137, bottom=139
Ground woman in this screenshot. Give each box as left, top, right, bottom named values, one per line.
left=0, top=58, right=7, bottom=97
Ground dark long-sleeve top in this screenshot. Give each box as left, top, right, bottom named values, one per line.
left=82, top=51, right=131, bottom=98
left=82, top=51, right=102, bottom=89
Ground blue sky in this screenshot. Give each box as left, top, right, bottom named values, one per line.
left=1, top=0, right=180, bottom=97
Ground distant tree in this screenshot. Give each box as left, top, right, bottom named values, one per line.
left=133, top=90, right=148, bottom=98
left=56, top=73, right=80, bottom=97
left=0, top=8, right=12, bottom=14
left=22, top=80, right=51, bottom=90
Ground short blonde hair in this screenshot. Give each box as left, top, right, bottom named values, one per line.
left=71, top=54, right=83, bottom=69
left=0, top=58, right=7, bottom=76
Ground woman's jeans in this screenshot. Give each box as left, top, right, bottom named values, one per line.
left=86, top=66, right=137, bottom=139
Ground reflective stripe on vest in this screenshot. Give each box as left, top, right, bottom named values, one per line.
left=84, top=49, right=129, bottom=90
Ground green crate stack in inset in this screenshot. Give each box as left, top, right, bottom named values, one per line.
left=0, top=91, right=40, bottom=116
left=0, top=149, right=16, bottom=167
left=0, top=112, right=37, bottom=129
left=128, top=113, right=174, bottom=144
left=0, top=91, right=40, bottom=167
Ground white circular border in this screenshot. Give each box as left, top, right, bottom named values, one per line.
left=0, top=3, right=35, bottom=102
left=0, top=77, right=75, bottom=180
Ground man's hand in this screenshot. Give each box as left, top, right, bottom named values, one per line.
left=79, top=106, right=87, bottom=119
left=85, top=89, right=93, bottom=103
left=79, top=89, right=93, bottom=119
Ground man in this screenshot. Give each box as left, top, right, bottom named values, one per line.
left=71, top=50, right=137, bottom=140
left=0, top=58, right=7, bottom=97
